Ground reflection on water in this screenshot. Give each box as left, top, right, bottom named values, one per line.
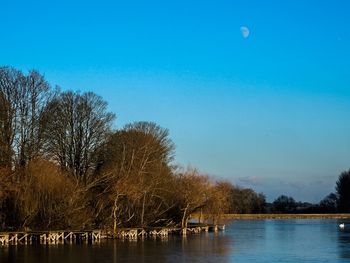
left=1, top=219, right=350, bottom=263
left=0, top=233, right=232, bottom=263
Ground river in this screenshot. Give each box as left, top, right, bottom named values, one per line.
left=1, top=219, right=350, bottom=262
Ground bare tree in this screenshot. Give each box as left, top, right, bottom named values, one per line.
left=0, top=67, right=21, bottom=168
left=204, top=181, right=232, bottom=224
left=15, top=70, right=52, bottom=167
left=0, top=67, right=52, bottom=169
left=96, top=121, right=176, bottom=228
left=174, top=168, right=210, bottom=229
left=44, top=91, right=115, bottom=184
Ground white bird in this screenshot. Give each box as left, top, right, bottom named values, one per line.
left=339, top=223, right=345, bottom=229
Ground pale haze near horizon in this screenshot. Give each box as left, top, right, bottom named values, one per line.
left=1, top=0, right=350, bottom=202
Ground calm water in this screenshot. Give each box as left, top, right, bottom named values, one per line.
left=1, top=219, right=350, bottom=262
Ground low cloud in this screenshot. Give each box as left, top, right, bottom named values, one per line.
left=237, top=176, right=264, bottom=186
left=282, top=181, right=305, bottom=189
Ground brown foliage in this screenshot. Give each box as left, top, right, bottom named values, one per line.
left=1, top=66, right=269, bottom=231
left=174, top=168, right=211, bottom=228
left=95, top=122, right=176, bottom=229
left=204, top=181, right=232, bottom=224
left=17, top=159, right=92, bottom=229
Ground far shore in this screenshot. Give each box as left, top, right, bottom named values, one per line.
left=192, top=213, right=350, bottom=220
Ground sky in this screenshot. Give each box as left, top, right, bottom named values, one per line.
left=1, top=0, right=350, bottom=202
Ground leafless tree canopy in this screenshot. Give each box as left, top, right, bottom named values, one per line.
left=94, top=122, right=176, bottom=228
left=0, top=67, right=52, bottom=169
left=0, top=66, right=267, bottom=231
left=44, top=91, right=115, bottom=184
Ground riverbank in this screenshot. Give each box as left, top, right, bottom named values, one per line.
left=192, top=213, right=350, bottom=220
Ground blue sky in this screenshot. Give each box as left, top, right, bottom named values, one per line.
left=1, top=0, right=350, bottom=202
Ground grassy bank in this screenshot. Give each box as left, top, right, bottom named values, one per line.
left=192, top=213, right=350, bottom=220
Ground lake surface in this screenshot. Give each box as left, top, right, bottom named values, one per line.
left=1, top=219, right=350, bottom=262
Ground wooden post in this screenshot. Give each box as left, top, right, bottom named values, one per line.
left=9, top=233, right=18, bottom=244
left=214, top=225, right=218, bottom=232
left=138, top=229, right=147, bottom=238
left=0, top=234, right=9, bottom=245
left=40, top=234, right=47, bottom=244
left=92, top=231, right=101, bottom=242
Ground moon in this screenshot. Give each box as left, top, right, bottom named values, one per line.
left=240, top=26, right=250, bottom=39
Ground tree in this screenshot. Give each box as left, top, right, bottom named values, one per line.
left=0, top=67, right=21, bottom=168
left=239, top=189, right=266, bottom=213
left=336, top=170, right=350, bottom=212
left=228, top=186, right=266, bottom=214
left=272, top=195, right=296, bottom=213
left=44, top=91, right=115, bottom=184
left=174, top=168, right=210, bottom=229
left=94, top=122, right=176, bottom=229
left=0, top=91, right=14, bottom=167
left=204, top=181, right=232, bottom=224
left=16, top=159, right=92, bottom=229
left=15, top=70, right=52, bottom=167
left=0, top=67, right=52, bottom=169
left=319, top=193, right=338, bottom=213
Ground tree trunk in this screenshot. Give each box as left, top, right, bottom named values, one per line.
left=141, top=192, right=146, bottom=227
left=113, top=198, right=118, bottom=236
left=181, top=204, right=190, bottom=229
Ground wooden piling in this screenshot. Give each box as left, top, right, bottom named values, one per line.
left=0, top=224, right=225, bottom=245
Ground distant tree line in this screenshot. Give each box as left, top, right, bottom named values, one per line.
left=0, top=66, right=265, bottom=231
left=267, top=170, right=350, bottom=214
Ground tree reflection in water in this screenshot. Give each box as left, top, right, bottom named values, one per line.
left=2, top=220, right=350, bottom=263
left=0, top=233, right=231, bottom=263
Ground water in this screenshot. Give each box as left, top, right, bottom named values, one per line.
left=1, top=219, right=350, bottom=262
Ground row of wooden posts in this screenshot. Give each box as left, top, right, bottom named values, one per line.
left=115, top=224, right=225, bottom=239
left=0, top=224, right=225, bottom=245
left=0, top=230, right=102, bottom=246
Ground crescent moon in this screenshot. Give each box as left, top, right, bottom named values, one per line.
left=240, top=26, right=250, bottom=39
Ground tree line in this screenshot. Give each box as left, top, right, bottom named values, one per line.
left=0, top=66, right=265, bottom=231
left=269, top=170, right=350, bottom=214
left=1, top=66, right=349, bottom=231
